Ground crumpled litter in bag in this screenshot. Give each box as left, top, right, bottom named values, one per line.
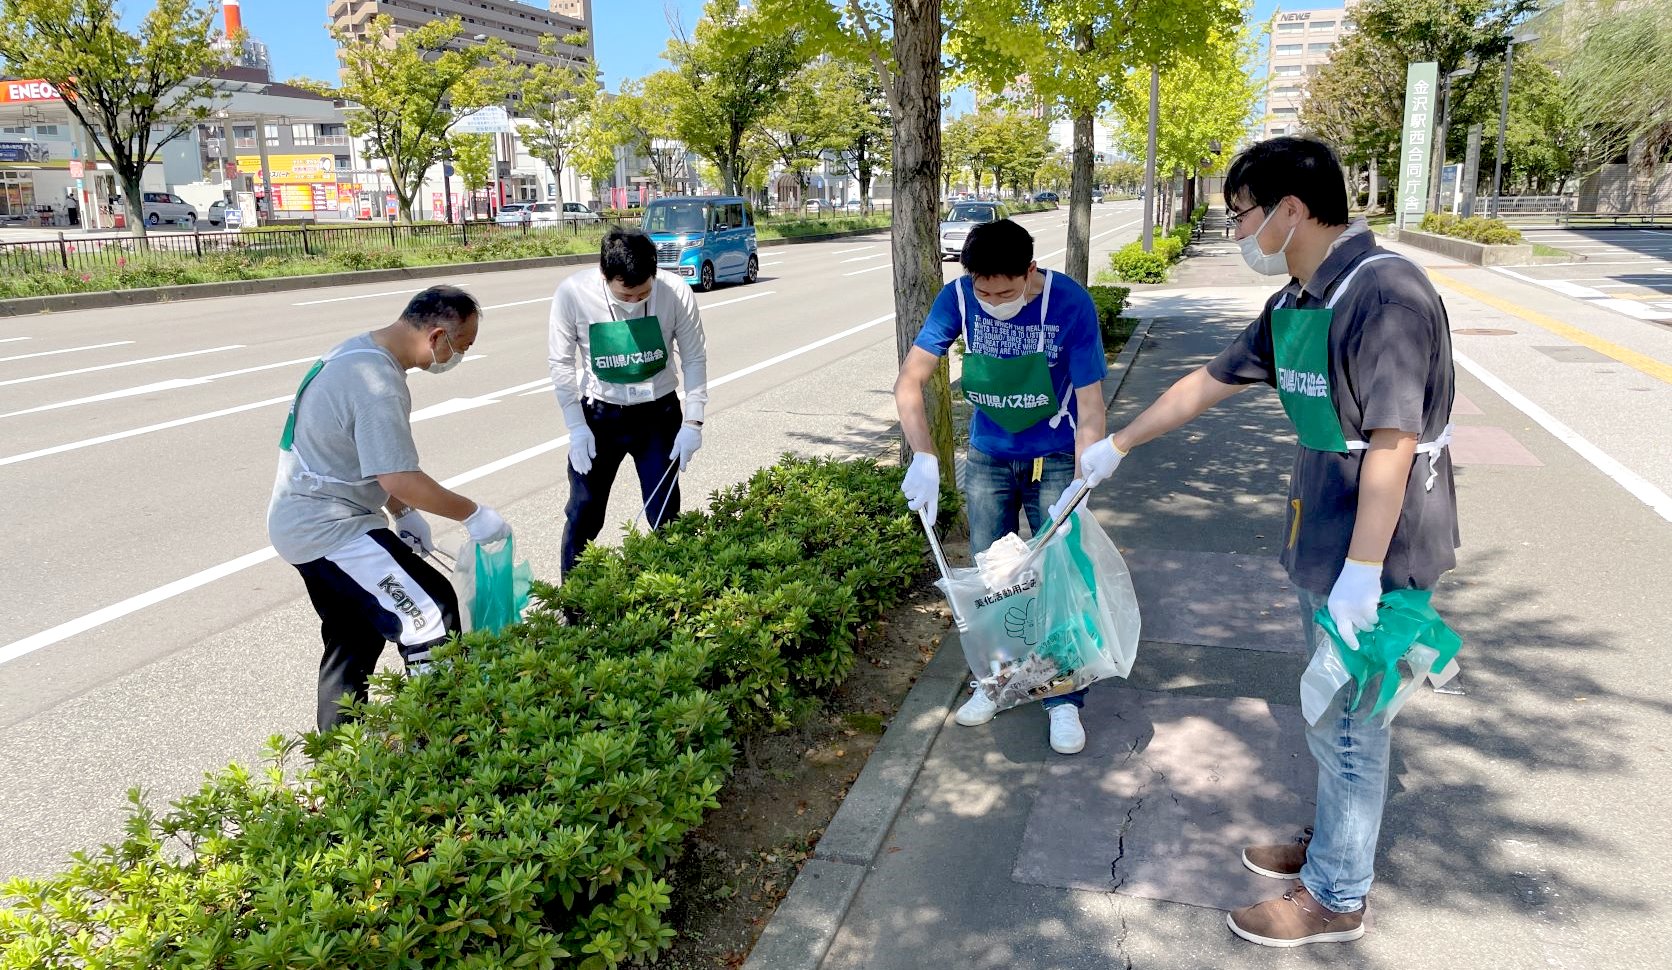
left=452, top=533, right=533, bottom=634
left=1301, top=587, right=1462, bottom=728
left=921, top=484, right=1141, bottom=713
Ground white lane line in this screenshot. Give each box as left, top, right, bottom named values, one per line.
left=0, top=341, right=133, bottom=364
left=843, top=262, right=893, bottom=276
left=1454, top=350, right=1672, bottom=524
left=1492, top=267, right=1672, bottom=319
left=0, top=357, right=319, bottom=420
left=840, top=253, right=888, bottom=263
left=293, top=287, right=428, bottom=306
left=0, top=311, right=897, bottom=666
left=830, top=245, right=876, bottom=255
left=0, top=345, right=244, bottom=389
left=0, top=337, right=29, bottom=344
left=1035, top=220, right=1142, bottom=262
left=482, top=296, right=552, bottom=310
left=702, top=290, right=776, bottom=310
left=0, top=395, right=292, bottom=467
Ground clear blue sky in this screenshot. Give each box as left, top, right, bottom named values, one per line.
left=119, top=0, right=1309, bottom=91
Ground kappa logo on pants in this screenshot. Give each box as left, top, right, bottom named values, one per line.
left=377, top=573, right=429, bottom=631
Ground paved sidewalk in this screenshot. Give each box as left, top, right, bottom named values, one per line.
left=756, top=227, right=1672, bottom=970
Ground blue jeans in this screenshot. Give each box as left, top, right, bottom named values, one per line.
left=1296, top=588, right=1391, bottom=913
left=965, top=447, right=1085, bottom=710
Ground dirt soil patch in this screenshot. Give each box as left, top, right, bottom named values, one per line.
left=646, top=539, right=967, bottom=970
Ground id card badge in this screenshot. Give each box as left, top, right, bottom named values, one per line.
left=623, top=380, right=657, bottom=404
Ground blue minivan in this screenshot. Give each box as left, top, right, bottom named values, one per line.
left=642, top=195, right=759, bottom=291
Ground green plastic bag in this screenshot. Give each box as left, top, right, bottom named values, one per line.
left=1304, top=588, right=1462, bottom=726
left=457, top=534, right=532, bottom=633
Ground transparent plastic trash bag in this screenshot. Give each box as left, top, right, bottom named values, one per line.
left=1300, top=588, right=1462, bottom=728
left=921, top=482, right=1141, bottom=713
left=452, top=533, right=533, bottom=634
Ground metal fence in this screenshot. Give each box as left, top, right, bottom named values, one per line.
left=0, top=218, right=641, bottom=278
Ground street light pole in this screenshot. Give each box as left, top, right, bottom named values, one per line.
left=1490, top=33, right=1535, bottom=217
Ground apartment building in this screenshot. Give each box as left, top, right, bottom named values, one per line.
left=327, top=0, right=594, bottom=70
left=1262, top=5, right=1354, bottom=139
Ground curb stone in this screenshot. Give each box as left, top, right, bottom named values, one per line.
left=0, top=226, right=891, bottom=317
left=742, top=317, right=1157, bottom=970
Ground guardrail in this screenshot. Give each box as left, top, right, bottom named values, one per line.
left=0, top=218, right=638, bottom=276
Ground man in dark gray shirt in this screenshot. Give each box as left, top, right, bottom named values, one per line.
left=1072, top=137, right=1459, bottom=947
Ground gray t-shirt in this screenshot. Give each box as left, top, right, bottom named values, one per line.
left=1207, top=228, right=1461, bottom=595
left=267, top=333, right=422, bottom=564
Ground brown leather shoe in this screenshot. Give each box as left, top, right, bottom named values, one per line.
left=1227, top=884, right=1365, bottom=947
left=1241, top=831, right=1311, bottom=879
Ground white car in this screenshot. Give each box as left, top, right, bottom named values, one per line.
left=494, top=202, right=534, bottom=226
left=560, top=201, right=601, bottom=223
left=1090, top=190, right=1104, bottom=204
left=140, top=191, right=196, bottom=226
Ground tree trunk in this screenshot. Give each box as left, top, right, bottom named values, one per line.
left=1065, top=107, right=1095, bottom=284
left=1368, top=160, right=1381, bottom=214
left=553, top=152, right=566, bottom=209
left=119, top=171, right=147, bottom=238
left=891, top=0, right=954, bottom=473
left=1141, top=64, right=1159, bottom=252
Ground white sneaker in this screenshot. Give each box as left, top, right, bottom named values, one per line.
left=1048, top=705, right=1086, bottom=754
left=954, top=684, right=999, bottom=726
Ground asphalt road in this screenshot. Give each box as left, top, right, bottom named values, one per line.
left=0, top=200, right=1146, bottom=878
left=1497, top=227, right=1672, bottom=324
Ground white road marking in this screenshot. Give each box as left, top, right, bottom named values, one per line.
left=841, top=253, right=888, bottom=263
left=843, top=263, right=893, bottom=276
left=701, top=290, right=776, bottom=309
left=0, top=395, right=292, bottom=467
left=0, top=357, right=319, bottom=420
left=830, top=245, right=876, bottom=255
left=1454, top=350, right=1672, bottom=524
left=481, top=297, right=552, bottom=310
left=0, top=341, right=133, bottom=364
left=1035, top=220, right=1142, bottom=262
left=0, top=337, right=29, bottom=344
left=0, top=311, right=898, bottom=666
left=293, top=287, right=430, bottom=306
left=0, top=345, right=244, bottom=389
left=1492, top=267, right=1672, bottom=318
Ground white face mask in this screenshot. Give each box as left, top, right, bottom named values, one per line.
left=608, top=294, right=648, bottom=316
left=1239, top=205, right=1297, bottom=276
left=426, top=331, right=462, bottom=374
left=977, top=275, right=1032, bottom=321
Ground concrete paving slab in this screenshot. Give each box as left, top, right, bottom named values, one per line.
left=1451, top=389, right=1484, bottom=416
left=1124, top=549, right=1305, bottom=654
left=1013, top=687, right=1314, bottom=912
left=1534, top=344, right=1617, bottom=364
left=740, top=859, right=866, bottom=970
left=1449, top=424, right=1544, bottom=467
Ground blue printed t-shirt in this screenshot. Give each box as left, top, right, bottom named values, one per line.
left=913, top=271, right=1107, bottom=461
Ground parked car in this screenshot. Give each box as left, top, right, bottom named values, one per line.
left=1091, top=190, right=1105, bottom=204
left=804, top=198, right=832, bottom=214
left=940, top=201, right=1006, bottom=260
left=843, top=199, right=865, bottom=213
left=494, top=202, right=534, bottom=226
left=643, top=195, right=759, bottom=292
left=1034, top=190, right=1060, bottom=205
left=139, top=191, right=195, bottom=226
left=560, top=201, right=601, bottom=223
left=206, top=200, right=228, bottom=227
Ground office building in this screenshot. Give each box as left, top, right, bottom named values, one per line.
left=1262, top=4, right=1354, bottom=139
left=327, top=0, right=594, bottom=70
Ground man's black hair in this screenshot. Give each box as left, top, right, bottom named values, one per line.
left=600, top=228, right=659, bottom=286
left=400, top=285, right=479, bottom=333
left=1223, top=136, right=1349, bottom=227
left=960, top=218, right=1035, bottom=278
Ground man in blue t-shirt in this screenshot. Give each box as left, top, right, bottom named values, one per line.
left=894, top=218, right=1108, bottom=755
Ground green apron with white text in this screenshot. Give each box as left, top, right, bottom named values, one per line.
left=1270, top=304, right=1349, bottom=453
left=957, top=271, right=1069, bottom=435
left=588, top=283, right=669, bottom=384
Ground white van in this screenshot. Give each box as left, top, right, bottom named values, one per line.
left=140, top=192, right=197, bottom=226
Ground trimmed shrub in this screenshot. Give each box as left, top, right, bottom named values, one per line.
left=1111, top=241, right=1170, bottom=283
left=0, top=457, right=928, bottom=970
left=1087, top=285, right=1135, bottom=351
left=1419, top=212, right=1523, bottom=245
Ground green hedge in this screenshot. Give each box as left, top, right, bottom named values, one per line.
left=1419, top=212, right=1523, bottom=245
left=0, top=457, right=926, bottom=970
left=1087, top=285, right=1135, bottom=351
left=1109, top=206, right=1209, bottom=284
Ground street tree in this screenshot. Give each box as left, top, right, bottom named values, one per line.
left=1351, top=0, right=1540, bottom=210
left=754, top=0, right=953, bottom=470
left=1446, top=53, right=1588, bottom=198
left=828, top=58, right=893, bottom=210
left=760, top=59, right=851, bottom=201
left=1553, top=0, right=1672, bottom=202
left=333, top=15, right=511, bottom=222
left=596, top=76, right=688, bottom=193
left=570, top=112, right=620, bottom=200
left=448, top=132, right=493, bottom=218
left=950, top=0, right=1242, bottom=277
left=1299, top=30, right=1407, bottom=208
left=1036, top=153, right=1073, bottom=193
left=0, top=0, right=231, bottom=237
left=516, top=32, right=599, bottom=209
left=663, top=0, right=804, bottom=196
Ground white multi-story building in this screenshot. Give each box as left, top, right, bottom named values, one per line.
left=1262, top=5, right=1355, bottom=139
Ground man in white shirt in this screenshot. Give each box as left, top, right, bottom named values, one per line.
left=548, top=228, right=709, bottom=575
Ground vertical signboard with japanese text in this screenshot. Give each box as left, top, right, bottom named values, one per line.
left=1395, top=62, right=1438, bottom=228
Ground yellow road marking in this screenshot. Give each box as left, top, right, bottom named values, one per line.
left=1427, top=269, right=1672, bottom=386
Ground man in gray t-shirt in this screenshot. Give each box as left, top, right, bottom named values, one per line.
left=1069, top=138, right=1460, bottom=948
left=266, top=285, right=514, bottom=731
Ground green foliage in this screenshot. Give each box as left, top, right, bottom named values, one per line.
left=1110, top=12, right=1259, bottom=180
left=0, top=458, right=926, bottom=969
left=1551, top=0, right=1672, bottom=180
left=1111, top=241, right=1170, bottom=282
left=517, top=32, right=601, bottom=209
left=449, top=133, right=496, bottom=195
left=333, top=15, right=512, bottom=222
left=0, top=0, right=231, bottom=238
left=1086, top=285, right=1134, bottom=349
left=1419, top=212, right=1524, bottom=244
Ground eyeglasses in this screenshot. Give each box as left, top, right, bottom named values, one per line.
left=1228, top=202, right=1266, bottom=224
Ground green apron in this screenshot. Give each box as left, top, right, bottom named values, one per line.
left=1270, top=303, right=1349, bottom=453
left=588, top=283, right=669, bottom=384
left=957, top=271, right=1070, bottom=435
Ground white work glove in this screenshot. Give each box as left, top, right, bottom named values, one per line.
left=1047, top=479, right=1084, bottom=522
left=567, top=424, right=596, bottom=475
left=1079, top=436, right=1127, bottom=488
left=901, top=452, right=939, bottom=526
left=669, top=425, right=703, bottom=472
left=1326, top=558, right=1384, bottom=651
left=393, top=508, right=433, bottom=555
left=464, top=504, right=511, bottom=545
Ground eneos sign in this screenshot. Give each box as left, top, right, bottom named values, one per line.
left=2, top=79, right=63, bottom=104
